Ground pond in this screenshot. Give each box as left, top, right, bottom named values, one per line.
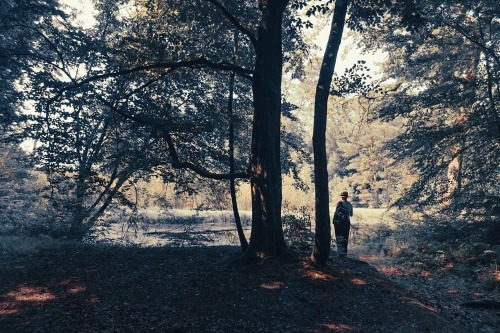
left=90, top=209, right=253, bottom=247
left=90, top=207, right=399, bottom=264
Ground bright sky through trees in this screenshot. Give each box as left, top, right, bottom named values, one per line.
left=315, top=26, right=386, bottom=78
left=62, top=0, right=97, bottom=28
left=61, top=0, right=385, bottom=76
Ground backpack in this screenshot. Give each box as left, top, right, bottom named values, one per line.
left=333, top=203, right=349, bottom=225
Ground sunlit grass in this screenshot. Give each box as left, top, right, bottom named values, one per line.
left=350, top=207, right=390, bottom=224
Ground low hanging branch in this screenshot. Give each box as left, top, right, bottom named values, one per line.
left=94, top=95, right=249, bottom=181
left=163, top=132, right=248, bottom=181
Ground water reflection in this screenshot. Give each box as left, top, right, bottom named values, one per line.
left=90, top=209, right=252, bottom=247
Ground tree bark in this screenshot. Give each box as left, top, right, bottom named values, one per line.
left=245, top=0, right=289, bottom=258
left=228, top=30, right=249, bottom=252
left=311, top=0, right=349, bottom=265
left=69, top=186, right=88, bottom=240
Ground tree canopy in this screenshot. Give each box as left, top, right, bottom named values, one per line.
left=351, top=0, right=499, bottom=218
left=1, top=0, right=497, bottom=251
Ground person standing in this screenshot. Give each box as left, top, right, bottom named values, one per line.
left=333, top=191, right=353, bottom=256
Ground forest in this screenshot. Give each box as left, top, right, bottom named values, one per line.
left=0, top=0, right=498, bottom=332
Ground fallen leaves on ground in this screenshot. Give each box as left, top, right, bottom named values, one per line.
left=0, top=245, right=474, bottom=332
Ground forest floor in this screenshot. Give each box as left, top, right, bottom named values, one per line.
left=0, top=244, right=471, bottom=333
left=0, top=210, right=498, bottom=332
left=0, top=242, right=497, bottom=333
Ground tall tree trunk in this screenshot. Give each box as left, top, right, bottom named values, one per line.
left=311, top=0, right=349, bottom=265
left=228, top=30, right=249, bottom=252
left=246, top=0, right=289, bottom=258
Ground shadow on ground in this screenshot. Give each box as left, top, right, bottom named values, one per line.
left=0, top=245, right=466, bottom=333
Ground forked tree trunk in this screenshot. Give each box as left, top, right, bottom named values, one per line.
left=311, top=0, right=349, bottom=265
left=69, top=163, right=131, bottom=240
left=245, top=0, right=289, bottom=258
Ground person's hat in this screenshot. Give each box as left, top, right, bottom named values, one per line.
left=341, top=191, right=348, bottom=197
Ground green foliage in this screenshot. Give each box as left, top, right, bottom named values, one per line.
left=324, top=94, right=413, bottom=208
left=348, top=0, right=425, bottom=33
left=85, top=0, right=258, bottom=178
left=331, top=61, right=383, bottom=97
left=15, top=0, right=311, bottom=230
left=282, top=201, right=314, bottom=247
left=0, top=140, right=52, bottom=235
left=0, top=0, right=65, bottom=133
left=351, top=0, right=499, bottom=218
left=289, top=0, right=335, bottom=29
left=1, top=0, right=253, bottom=236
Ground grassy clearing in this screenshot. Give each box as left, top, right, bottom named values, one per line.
left=350, top=207, right=391, bottom=224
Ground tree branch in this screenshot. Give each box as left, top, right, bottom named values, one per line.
left=205, top=0, right=258, bottom=49
left=164, top=131, right=248, bottom=180
left=49, top=57, right=253, bottom=104
left=95, top=95, right=249, bottom=181
left=440, top=18, right=499, bottom=66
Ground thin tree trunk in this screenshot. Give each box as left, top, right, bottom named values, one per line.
left=246, top=0, right=289, bottom=259
left=485, top=57, right=500, bottom=141
left=311, top=0, right=349, bottom=265
left=68, top=168, right=130, bottom=240
left=228, top=30, right=249, bottom=252
left=86, top=172, right=130, bottom=228
left=69, top=167, right=89, bottom=240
